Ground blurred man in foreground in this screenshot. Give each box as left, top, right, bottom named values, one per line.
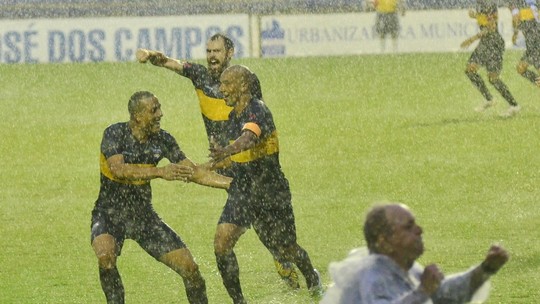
left=321, top=203, right=509, bottom=303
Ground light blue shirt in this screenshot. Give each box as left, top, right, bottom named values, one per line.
left=321, top=248, right=490, bottom=304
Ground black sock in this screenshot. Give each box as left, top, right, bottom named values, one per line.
left=522, top=70, right=539, bottom=84
left=183, top=274, right=208, bottom=304
left=284, top=245, right=319, bottom=289
left=99, top=267, right=124, bottom=304
left=216, top=251, right=244, bottom=304
left=466, top=70, right=493, bottom=101
left=490, top=78, right=518, bottom=106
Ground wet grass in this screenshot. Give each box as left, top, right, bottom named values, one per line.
left=1, top=50, right=539, bottom=303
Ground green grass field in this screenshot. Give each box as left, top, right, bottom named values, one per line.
left=1, top=51, right=539, bottom=303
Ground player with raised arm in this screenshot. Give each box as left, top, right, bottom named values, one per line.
left=136, top=33, right=301, bottom=289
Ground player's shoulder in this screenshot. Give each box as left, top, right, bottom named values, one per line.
left=104, top=122, right=128, bottom=135
left=156, top=129, right=177, bottom=142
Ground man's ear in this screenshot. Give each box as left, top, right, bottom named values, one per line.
left=227, top=48, right=235, bottom=60
left=376, top=235, right=392, bottom=254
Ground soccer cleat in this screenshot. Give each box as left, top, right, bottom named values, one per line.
left=500, top=105, right=521, bottom=118
left=309, top=269, right=324, bottom=299
left=274, top=259, right=300, bottom=289
left=474, top=100, right=496, bottom=112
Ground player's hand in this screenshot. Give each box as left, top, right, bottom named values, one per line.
left=481, top=245, right=509, bottom=274
left=418, top=264, right=444, bottom=296
left=161, top=163, right=194, bottom=181
left=136, top=48, right=168, bottom=66
left=135, top=48, right=150, bottom=63
left=209, top=144, right=229, bottom=165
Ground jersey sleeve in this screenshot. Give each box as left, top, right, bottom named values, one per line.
left=101, top=124, right=123, bottom=159
left=242, top=102, right=275, bottom=140
left=160, top=130, right=187, bottom=163
left=250, top=73, right=264, bottom=100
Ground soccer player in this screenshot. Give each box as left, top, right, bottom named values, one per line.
left=209, top=65, right=323, bottom=304
left=372, top=0, right=406, bottom=53
left=137, top=33, right=300, bottom=288
left=509, top=0, right=540, bottom=87
left=461, top=0, right=521, bottom=117
left=90, top=91, right=231, bottom=304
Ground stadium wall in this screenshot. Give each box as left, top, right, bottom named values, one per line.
left=0, top=9, right=521, bottom=64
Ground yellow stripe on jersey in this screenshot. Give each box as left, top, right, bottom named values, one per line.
left=376, top=0, right=398, bottom=13
left=477, top=14, right=489, bottom=26
left=196, top=89, right=233, bottom=121
left=520, top=8, right=535, bottom=21
left=243, top=122, right=262, bottom=137
left=100, top=153, right=151, bottom=185
left=230, top=130, right=279, bottom=163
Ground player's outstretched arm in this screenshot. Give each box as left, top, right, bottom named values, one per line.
left=178, top=158, right=232, bottom=189
left=136, top=48, right=185, bottom=73
left=107, top=154, right=193, bottom=181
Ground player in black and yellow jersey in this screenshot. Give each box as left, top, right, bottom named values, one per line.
left=461, top=0, right=521, bottom=117
left=209, top=65, right=323, bottom=304
left=509, top=0, right=540, bottom=87
left=138, top=34, right=301, bottom=289
left=90, top=91, right=231, bottom=304
left=372, top=0, right=406, bottom=53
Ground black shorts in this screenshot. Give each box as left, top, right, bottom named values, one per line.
left=218, top=177, right=297, bottom=249
left=375, top=12, right=400, bottom=38
left=468, top=32, right=505, bottom=73
left=90, top=205, right=186, bottom=259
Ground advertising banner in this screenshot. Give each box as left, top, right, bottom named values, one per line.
left=259, top=9, right=519, bottom=57
left=0, top=15, right=251, bottom=64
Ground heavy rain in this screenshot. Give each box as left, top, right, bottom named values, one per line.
left=1, top=0, right=538, bottom=303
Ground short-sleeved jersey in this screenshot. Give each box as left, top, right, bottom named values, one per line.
left=510, top=0, right=539, bottom=21
left=375, top=0, right=399, bottom=13
left=476, top=0, right=498, bottom=28
left=225, top=98, right=283, bottom=180
left=179, top=62, right=263, bottom=146
left=95, top=122, right=186, bottom=210
left=510, top=0, right=540, bottom=43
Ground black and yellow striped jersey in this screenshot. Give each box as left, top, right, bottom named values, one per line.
left=179, top=62, right=263, bottom=147
left=96, top=122, right=186, bottom=209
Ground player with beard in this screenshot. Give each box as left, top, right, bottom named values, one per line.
left=137, top=33, right=300, bottom=289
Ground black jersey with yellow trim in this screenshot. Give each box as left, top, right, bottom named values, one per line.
left=225, top=98, right=281, bottom=167
left=509, top=0, right=540, bottom=42
left=180, top=62, right=263, bottom=146
left=96, top=122, right=186, bottom=209
left=510, top=0, right=539, bottom=21
left=476, top=0, right=498, bottom=28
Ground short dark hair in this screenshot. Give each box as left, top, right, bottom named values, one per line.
left=209, top=33, right=234, bottom=51
left=128, top=91, right=154, bottom=117
left=363, top=205, right=393, bottom=253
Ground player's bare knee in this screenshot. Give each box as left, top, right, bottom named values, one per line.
left=182, top=258, right=200, bottom=276
left=214, top=239, right=230, bottom=256
left=97, top=252, right=117, bottom=269
left=516, top=64, right=527, bottom=75
left=488, top=75, right=499, bottom=84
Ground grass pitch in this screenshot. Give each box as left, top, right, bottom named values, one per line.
left=1, top=51, right=539, bottom=303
